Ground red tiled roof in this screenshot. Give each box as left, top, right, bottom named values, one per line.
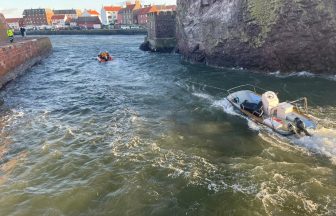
left=155, top=5, right=177, bottom=11
left=103, top=6, right=122, bottom=12
left=134, top=6, right=158, bottom=15
left=51, top=15, right=66, bottom=20
left=5, top=18, right=21, bottom=23
left=86, top=10, right=100, bottom=15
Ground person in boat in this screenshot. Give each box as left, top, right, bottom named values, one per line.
left=98, top=51, right=110, bottom=61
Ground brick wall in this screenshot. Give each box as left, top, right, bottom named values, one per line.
left=0, top=13, right=8, bottom=42
left=0, top=37, right=52, bottom=87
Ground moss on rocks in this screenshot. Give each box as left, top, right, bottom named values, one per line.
left=247, top=0, right=284, bottom=47
left=176, top=0, right=336, bottom=74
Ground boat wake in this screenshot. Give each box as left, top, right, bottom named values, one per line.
left=295, top=128, right=336, bottom=162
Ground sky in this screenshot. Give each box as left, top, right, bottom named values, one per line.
left=0, top=0, right=177, bottom=18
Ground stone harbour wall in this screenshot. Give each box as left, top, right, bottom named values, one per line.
left=141, top=11, right=177, bottom=52
left=0, top=37, right=52, bottom=88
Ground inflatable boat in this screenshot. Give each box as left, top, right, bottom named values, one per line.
left=97, top=56, right=113, bottom=63
left=226, top=84, right=318, bottom=136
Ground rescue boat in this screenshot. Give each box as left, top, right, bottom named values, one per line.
left=97, top=56, right=113, bottom=63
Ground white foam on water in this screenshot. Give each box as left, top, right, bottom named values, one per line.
left=269, top=71, right=315, bottom=78
left=292, top=128, right=336, bottom=164
left=268, top=70, right=336, bottom=82
left=247, top=119, right=261, bottom=131
left=257, top=181, right=320, bottom=215
left=192, top=92, right=214, bottom=101
left=257, top=123, right=336, bottom=164
left=212, top=98, right=240, bottom=116
left=329, top=75, right=336, bottom=81
left=152, top=148, right=258, bottom=195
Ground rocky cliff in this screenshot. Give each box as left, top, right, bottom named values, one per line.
left=0, top=13, right=8, bottom=42
left=176, top=0, right=336, bottom=73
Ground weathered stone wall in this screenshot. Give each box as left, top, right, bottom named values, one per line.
left=0, top=13, right=8, bottom=42
left=154, top=12, right=176, bottom=38
left=0, top=37, right=52, bottom=88
left=142, top=11, right=177, bottom=52
left=176, top=0, right=336, bottom=74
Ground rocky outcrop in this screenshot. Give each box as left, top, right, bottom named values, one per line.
left=176, top=0, right=336, bottom=73
left=0, top=13, right=8, bottom=42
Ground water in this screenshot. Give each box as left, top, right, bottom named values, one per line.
left=0, top=35, right=335, bottom=215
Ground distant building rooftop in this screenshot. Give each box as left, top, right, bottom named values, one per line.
left=51, top=15, right=66, bottom=20
left=5, top=18, right=21, bottom=23
left=85, top=9, right=100, bottom=16
left=53, top=9, right=79, bottom=15
left=77, top=16, right=101, bottom=24
left=103, top=6, right=122, bottom=12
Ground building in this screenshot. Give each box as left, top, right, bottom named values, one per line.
left=68, top=18, right=78, bottom=27
left=117, top=0, right=141, bottom=25
left=82, top=9, right=100, bottom=17
left=51, top=15, right=67, bottom=27
left=77, top=16, right=101, bottom=29
left=53, top=9, right=82, bottom=19
left=23, top=8, right=54, bottom=26
left=133, top=6, right=158, bottom=26
left=5, top=18, right=23, bottom=30
left=101, top=6, right=122, bottom=26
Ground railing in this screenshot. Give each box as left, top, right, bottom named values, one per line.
left=227, top=84, right=269, bottom=95
left=288, top=97, right=308, bottom=113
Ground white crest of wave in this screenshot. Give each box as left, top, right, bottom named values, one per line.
left=268, top=70, right=336, bottom=82
left=192, top=92, right=214, bottom=101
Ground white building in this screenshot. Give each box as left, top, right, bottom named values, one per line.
left=101, top=6, right=121, bottom=26
left=51, top=15, right=68, bottom=27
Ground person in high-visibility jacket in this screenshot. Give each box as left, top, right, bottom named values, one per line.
left=6, top=28, right=14, bottom=43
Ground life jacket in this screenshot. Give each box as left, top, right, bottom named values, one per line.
left=7, top=29, right=14, bottom=37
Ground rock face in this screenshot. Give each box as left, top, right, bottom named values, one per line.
left=176, top=0, right=336, bottom=73
left=0, top=13, right=8, bottom=42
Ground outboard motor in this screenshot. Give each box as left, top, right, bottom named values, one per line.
left=294, top=117, right=311, bottom=136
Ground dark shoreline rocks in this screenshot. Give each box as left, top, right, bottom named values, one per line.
left=176, top=0, right=336, bottom=74
left=139, top=40, right=176, bottom=53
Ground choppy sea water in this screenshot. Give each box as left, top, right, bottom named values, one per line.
left=0, top=35, right=335, bottom=215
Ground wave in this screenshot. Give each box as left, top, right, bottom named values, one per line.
left=268, top=71, right=336, bottom=81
